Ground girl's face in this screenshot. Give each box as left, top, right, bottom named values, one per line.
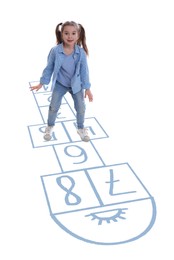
left=62, top=25, right=79, bottom=47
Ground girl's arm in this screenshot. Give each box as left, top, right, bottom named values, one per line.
left=30, top=47, right=56, bottom=92
left=40, top=47, right=55, bottom=85
left=80, top=49, right=91, bottom=89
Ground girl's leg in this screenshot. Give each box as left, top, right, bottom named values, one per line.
left=71, top=89, right=86, bottom=129
left=47, top=82, right=68, bottom=126
left=71, top=90, right=89, bottom=142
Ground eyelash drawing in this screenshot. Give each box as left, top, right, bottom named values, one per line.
left=85, top=208, right=128, bottom=225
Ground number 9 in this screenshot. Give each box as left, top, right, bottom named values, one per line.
left=64, top=145, right=87, bottom=164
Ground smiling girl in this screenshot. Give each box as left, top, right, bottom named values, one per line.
left=30, top=21, right=93, bottom=142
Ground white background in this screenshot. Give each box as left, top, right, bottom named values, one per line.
left=0, top=0, right=173, bottom=259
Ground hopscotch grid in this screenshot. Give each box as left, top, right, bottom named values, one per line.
left=84, top=169, right=105, bottom=206
left=40, top=176, right=53, bottom=215
left=52, top=145, right=64, bottom=173
left=40, top=162, right=129, bottom=178
left=31, top=88, right=46, bottom=124
left=90, top=140, right=107, bottom=166
left=51, top=197, right=152, bottom=216
left=27, top=125, right=35, bottom=148
left=90, top=117, right=109, bottom=138
left=28, top=81, right=157, bottom=245
left=52, top=142, right=105, bottom=172
left=27, top=117, right=109, bottom=149
left=61, top=121, right=73, bottom=142
left=127, top=163, right=154, bottom=197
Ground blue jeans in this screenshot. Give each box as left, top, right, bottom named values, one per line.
left=47, top=82, right=86, bottom=129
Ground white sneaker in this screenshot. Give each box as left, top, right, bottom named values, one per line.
left=77, top=128, right=90, bottom=142
left=44, top=126, right=54, bottom=141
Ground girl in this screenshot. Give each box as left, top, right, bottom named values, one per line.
left=30, top=21, right=93, bottom=142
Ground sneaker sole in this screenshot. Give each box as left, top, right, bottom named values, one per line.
left=44, top=134, right=52, bottom=141
left=83, top=136, right=90, bottom=142
left=77, top=132, right=90, bottom=142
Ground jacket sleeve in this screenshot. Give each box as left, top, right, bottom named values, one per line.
left=40, top=47, right=55, bottom=85
left=80, top=49, right=91, bottom=89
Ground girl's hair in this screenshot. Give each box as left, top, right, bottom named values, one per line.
left=55, top=21, right=89, bottom=55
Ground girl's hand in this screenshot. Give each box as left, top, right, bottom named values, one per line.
left=85, top=89, right=93, bottom=102
left=30, top=83, right=43, bottom=92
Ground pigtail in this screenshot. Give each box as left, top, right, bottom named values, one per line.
left=55, top=23, right=63, bottom=44
left=77, top=24, right=89, bottom=56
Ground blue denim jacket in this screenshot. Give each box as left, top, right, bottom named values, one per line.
left=40, top=43, right=91, bottom=94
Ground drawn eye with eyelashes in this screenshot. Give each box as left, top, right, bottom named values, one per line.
left=85, top=208, right=128, bottom=225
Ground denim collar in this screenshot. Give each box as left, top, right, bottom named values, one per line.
left=58, top=43, right=80, bottom=55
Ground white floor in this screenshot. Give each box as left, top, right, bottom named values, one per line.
left=0, top=0, right=174, bottom=259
